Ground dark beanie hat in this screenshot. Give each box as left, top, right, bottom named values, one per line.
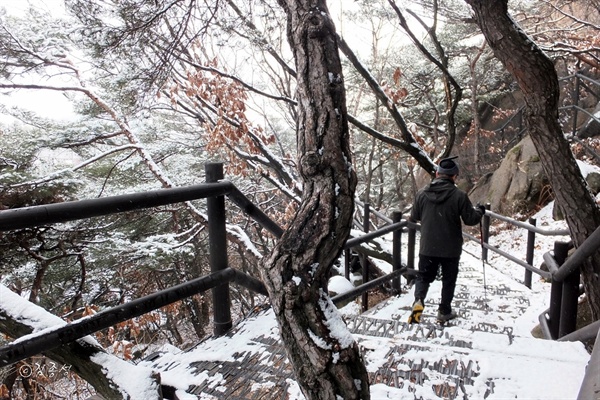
left=437, top=156, right=459, bottom=175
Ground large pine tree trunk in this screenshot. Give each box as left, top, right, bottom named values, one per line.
left=262, top=1, right=370, bottom=399
left=465, top=0, right=600, bottom=319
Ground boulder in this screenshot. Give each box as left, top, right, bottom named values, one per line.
left=469, top=135, right=600, bottom=217
left=469, top=135, right=548, bottom=215
left=585, top=171, right=600, bottom=193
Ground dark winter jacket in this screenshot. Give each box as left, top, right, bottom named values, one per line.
left=410, top=177, right=483, bottom=258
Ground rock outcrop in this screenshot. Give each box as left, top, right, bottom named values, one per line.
left=469, top=135, right=548, bottom=215
left=469, top=134, right=600, bottom=216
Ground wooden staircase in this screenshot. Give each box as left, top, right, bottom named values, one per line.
left=143, top=252, right=590, bottom=399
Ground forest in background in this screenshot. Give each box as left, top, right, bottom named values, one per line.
left=0, top=0, right=599, bottom=398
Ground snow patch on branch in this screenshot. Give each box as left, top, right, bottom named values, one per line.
left=0, top=285, right=161, bottom=399
left=226, top=224, right=263, bottom=259
left=354, top=379, right=362, bottom=391
left=0, top=284, right=70, bottom=338
left=307, top=328, right=332, bottom=350
left=309, top=263, right=319, bottom=277
left=91, top=352, right=161, bottom=400
left=318, top=289, right=355, bottom=349
left=343, top=154, right=353, bottom=178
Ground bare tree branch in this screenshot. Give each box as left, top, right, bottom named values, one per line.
left=337, top=35, right=436, bottom=175
left=388, top=0, right=463, bottom=160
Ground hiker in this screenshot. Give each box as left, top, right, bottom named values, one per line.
left=408, top=156, right=485, bottom=324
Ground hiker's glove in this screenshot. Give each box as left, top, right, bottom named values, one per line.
left=476, top=204, right=486, bottom=215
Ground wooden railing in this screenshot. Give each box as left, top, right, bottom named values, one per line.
left=0, top=163, right=410, bottom=368
left=460, top=205, right=599, bottom=399
left=0, top=163, right=597, bottom=397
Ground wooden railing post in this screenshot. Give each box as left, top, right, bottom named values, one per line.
left=361, top=203, right=370, bottom=312
left=481, top=204, right=491, bottom=262
left=525, top=217, right=536, bottom=289
left=572, top=72, right=580, bottom=136
left=549, top=241, right=569, bottom=339
left=344, top=249, right=350, bottom=281
left=392, top=211, right=402, bottom=292
left=206, top=162, right=232, bottom=336
left=407, top=223, right=416, bottom=271
left=559, top=246, right=580, bottom=337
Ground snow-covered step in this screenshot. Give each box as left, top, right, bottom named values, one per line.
left=144, top=302, right=589, bottom=400
left=143, top=243, right=590, bottom=399
left=365, top=295, right=536, bottom=339
left=351, top=250, right=589, bottom=399
left=360, top=324, right=589, bottom=400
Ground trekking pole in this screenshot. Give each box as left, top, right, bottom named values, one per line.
left=479, top=219, right=489, bottom=306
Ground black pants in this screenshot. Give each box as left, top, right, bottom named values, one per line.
left=414, top=255, right=460, bottom=315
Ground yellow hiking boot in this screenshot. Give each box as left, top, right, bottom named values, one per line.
left=407, top=299, right=424, bottom=324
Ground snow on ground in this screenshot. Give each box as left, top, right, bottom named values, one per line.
left=144, top=201, right=590, bottom=399
left=0, top=200, right=591, bottom=399
left=349, top=247, right=588, bottom=399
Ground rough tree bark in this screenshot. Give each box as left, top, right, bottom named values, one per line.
left=465, top=0, right=600, bottom=319
left=262, top=0, right=370, bottom=399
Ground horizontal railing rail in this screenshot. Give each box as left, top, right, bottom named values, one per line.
left=0, top=182, right=234, bottom=231
left=0, top=268, right=236, bottom=367
left=559, top=104, right=600, bottom=124
left=463, top=231, right=552, bottom=280
left=0, top=266, right=270, bottom=368
left=332, top=267, right=417, bottom=306
left=567, top=72, right=600, bottom=88
left=345, top=221, right=405, bottom=249
left=0, top=163, right=411, bottom=368
left=559, top=319, right=600, bottom=343
left=484, top=210, right=570, bottom=236
left=226, top=186, right=284, bottom=238
left=553, top=225, right=600, bottom=282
